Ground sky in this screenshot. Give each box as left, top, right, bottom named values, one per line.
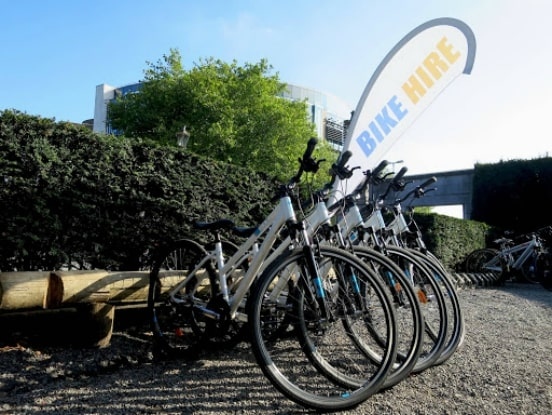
left=1, top=0, right=551, bottom=182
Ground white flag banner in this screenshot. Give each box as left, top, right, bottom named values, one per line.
left=333, top=17, right=476, bottom=197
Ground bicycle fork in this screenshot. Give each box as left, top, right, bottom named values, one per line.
left=301, top=244, right=369, bottom=330
left=301, top=244, right=332, bottom=328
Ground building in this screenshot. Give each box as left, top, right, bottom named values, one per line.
left=277, top=84, right=353, bottom=148
left=93, top=82, right=353, bottom=146
left=93, top=83, right=142, bottom=135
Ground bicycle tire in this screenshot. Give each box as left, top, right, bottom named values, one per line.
left=464, top=248, right=499, bottom=273
left=519, top=251, right=545, bottom=284
left=382, top=246, right=449, bottom=373
left=402, top=248, right=465, bottom=366
left=247, top=245, right=397, bottom=411
left=350, top=245, right=424, bottom=389
left=200, top=238, right=250, bottom=347
left=148, top=238, right=246, bottom=356
left=148, top=239, right=210, bottom=358
left=296, top=249, right=396, bottom=388
left=542, top=269, right=552, bottom=291
left=427, top=250, right=466, bottom=354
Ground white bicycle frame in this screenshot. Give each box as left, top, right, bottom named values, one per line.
left=164, top=195, right=300, bottom=320
left=217, top=198, right=346, bottom=315
left=483, top=236, right=541, bottom=273
left=344, top=198, right=413, bottom=250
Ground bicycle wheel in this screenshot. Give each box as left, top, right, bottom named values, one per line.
left=537, top=249, right=552, bottom=290
left=383, top=246, right=448, bottom=373
left=148, top=239, right=210, bottom=358
left=200, top=239, right=250, bottom=348
left=350, top=246, right=424, bottom=389
left=247, top=245, right=397, bottom=411
left=519, top=251, right=546, bottom=284
left=464, top=248, right=499, bottom=273
left=403, top=248, right=465, bottom=366
left=148, top=238, right=246, bottom=356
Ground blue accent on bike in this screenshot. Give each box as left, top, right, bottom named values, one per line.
left=350, top=272, right=361, bottom=294
left=385, top=270, right=396, bottom=286
left=313, top=277, right=326, bottom=298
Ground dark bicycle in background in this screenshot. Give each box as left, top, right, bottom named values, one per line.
left=464, top=226, right=552, bottom=291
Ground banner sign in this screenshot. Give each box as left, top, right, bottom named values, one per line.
left=333, top=17, right=476, bottom=198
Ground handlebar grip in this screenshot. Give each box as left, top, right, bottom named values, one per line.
left=330, top=150, right=354, bottom=181
left=393, top=166, right=408, bottom=182
left=303, top=137, right=318, bottom=161
left=291, top=137, right=319, bottom=181
left=419, top=176, right=437, bottom=189
left=372, top=160, right=389, bottom=177
left=336, top=150, right=352, bottom=169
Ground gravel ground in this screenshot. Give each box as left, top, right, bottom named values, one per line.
left=1, top=282, right=551, bottom=415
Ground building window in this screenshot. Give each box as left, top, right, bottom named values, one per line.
left=325, top=117, right=345, bottom=148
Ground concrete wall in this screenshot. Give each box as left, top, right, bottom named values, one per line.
left=370, top=169, right=475, bottom=219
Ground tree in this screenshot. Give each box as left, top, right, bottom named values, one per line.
left=108, top=49, right=335, bottom=182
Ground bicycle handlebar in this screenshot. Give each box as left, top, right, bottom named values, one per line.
left=379, top=166, right=408, bottom=200
left=319, top=150, right=363, bottom=197
left=393, top=175, right=438, bottom=205
left=290, top=137, right=318, bottom=186
left=348, top=159, right=390, bottom=197
left=393, top=166, right=408, bottom=185
left=304, top=137, right=317, bottom=161
left=330, top=150, right=353, bottom=181
left=419, top=176, right=437, bottom=189
left=272, top=137, right=320, bottom=202
left=339, top=152, right=361, bottom=178
left=371, top=159, right=389, bottom=178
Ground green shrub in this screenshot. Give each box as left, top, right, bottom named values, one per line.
left=0, top=111, right=275, bottom=271
left=413, top=212, right=491, bottom=270
left=472, top=158, right=552, bottom=233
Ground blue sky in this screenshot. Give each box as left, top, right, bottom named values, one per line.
left=1, top=0, right=551, bottom=181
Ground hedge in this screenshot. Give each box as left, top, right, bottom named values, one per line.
left=1, top=110, right=493, bottom=272
left=472, top=158, right=552, bottom=234
left=0, top=111, right=276, bottom=271
left=413, top=212, right=491, bottom=271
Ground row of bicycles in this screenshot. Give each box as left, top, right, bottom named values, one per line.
left=146, top=138, right=464, bottom=411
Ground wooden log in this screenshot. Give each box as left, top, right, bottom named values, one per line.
left=53, top=270, right=188, bottom=305
left=48, top=270, right=112, bottom=306
left=76, top=302, right=115, bottom=348
left=0, top=304, right=115, bottom=348
left=0, top=269, right=196, bottom=311
left=54, top=270, right=197, bottom=305
left=0, top=269, right=221, bottom=347
left=105, top=271, right=151, bottom=304
left=0, top=271, right=51, bottom=310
